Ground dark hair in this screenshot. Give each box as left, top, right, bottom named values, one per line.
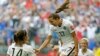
left=48, top=13, right=60, bottom=19
left=14, top=30, right=27, bottom=46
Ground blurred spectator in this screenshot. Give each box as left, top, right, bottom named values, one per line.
left=78, top=38, right=94, bottom=56
left=94, top=42, right=100, bottom=56
left=88, top=39, right=96, bottom=50
left=95, top=18, right=100, bottom=43
left=0, top=19, right=6, bottom=31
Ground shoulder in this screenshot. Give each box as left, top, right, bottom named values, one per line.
left=49, top=25, right=54, bottom=29
left=49, top=25, right=56, bottom=31
left=23, top=44, right=33, bottom=52
left=62, top=19, right=73, bottom=26
left=8, top=43, right=15, bottom=49
left=23, top=44, right=33, bottom=49
left=87, top=49, right=93, bottom=53
left=63, top=19, right=73, bottom=24
left=63, top=19, right=75, bottom=30
left=87, top=49, right=94, bottom=56
left=7, top=43, right=15, bottom=54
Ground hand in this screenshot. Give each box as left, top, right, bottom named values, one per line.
left=74, top=52, right=78, bottom=56
left=34, top=49, right=40, bottom=55
left=52, top=45, right=59, bottom=51
left=55, top=0, right=69, bottom=13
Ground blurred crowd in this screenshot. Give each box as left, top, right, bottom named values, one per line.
left=0, top=0, right=100, bottom=56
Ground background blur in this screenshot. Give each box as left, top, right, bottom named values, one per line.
left=0, top=0, right=100, bottom=56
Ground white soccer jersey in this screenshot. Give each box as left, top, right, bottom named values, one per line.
left=7, top=43, right=36, bottom=56
left=78, top=49, right=94, bottom=56
left=48, top=19, right=75, bottom=55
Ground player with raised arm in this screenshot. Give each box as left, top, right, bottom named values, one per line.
left=35, top=13, right=78, bottom=56
left=35, top=0, right=78, bottom=56
left=7, top=30, right=36, bottom=56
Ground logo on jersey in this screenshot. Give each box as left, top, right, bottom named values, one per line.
left=63, top=26, right=66, bottom=30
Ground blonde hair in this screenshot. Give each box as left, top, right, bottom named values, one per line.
left=80, top=38, right=89, bottom=44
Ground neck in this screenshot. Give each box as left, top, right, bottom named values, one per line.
left=82, top=48, right=87, bottom=54
left=16, top=42, right=24, bottom=47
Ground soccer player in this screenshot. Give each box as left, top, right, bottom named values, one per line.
left=78, top=38, right=94, bottom=56
left=35, top=13, right=78, bottom=56
left=7, top=30, right=36, bottom=56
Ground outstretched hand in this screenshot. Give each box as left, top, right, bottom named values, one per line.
left=55, top=0, right=70, bottom=13
left=34, top=49, right=40, bottom=55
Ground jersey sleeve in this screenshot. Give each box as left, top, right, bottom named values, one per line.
left=67, top=20, right=75, bottom=33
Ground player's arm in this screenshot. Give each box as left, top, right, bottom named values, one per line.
left=36, top=35, right=52, bottom=52
left=68, top=21, right=78, bottom=56
left=55, top=0, right=69, bottom=13
left=71, top=31, right=78, bottom=54
left=71, top=31, right=78, bottom=51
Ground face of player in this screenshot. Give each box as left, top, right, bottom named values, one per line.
left=80, top=40, right=88, bottom=50
left=48, top=18, right=61, bottom=26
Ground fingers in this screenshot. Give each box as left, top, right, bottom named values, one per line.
left=34, top=49, right=40, bottom=54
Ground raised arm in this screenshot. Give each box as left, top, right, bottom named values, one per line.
left=55, top=0, right=70, bottom=13
left=71, top=31, right=78, bottom=56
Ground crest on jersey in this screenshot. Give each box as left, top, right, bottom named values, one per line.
left=63, top=26, right=66, bottom=30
